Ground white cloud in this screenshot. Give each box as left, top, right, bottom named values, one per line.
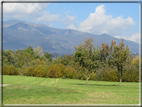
left=67, top=24, right=76, bottom=30
left=129, top=33, right=140, bottom=43
left=114, top=36, right=122, bottom=39
left=35, top=11, right=59, bottom=22
left=3, top=3, right=48, bottom=19
left=114, top=33, right=140, bottom=43
left=3, top=3, right=60, bottom=22
left=62, top=13, right=75, bottom=25
left=78, top=5, right=135, bottom=36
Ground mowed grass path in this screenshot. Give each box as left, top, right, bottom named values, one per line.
left=3, top=75, right=139, bottom=104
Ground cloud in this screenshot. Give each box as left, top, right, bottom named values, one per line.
left=128, top=33, right=140, bottom=43
left=3, top=3, right=60, bottom=23
left=4, top=3, right=47, bottom=19
left=67, top=24, right=76, bottom=30
left=35, top=11, right=59, bottom=22
left=114, top=33, right=140, bottom=43
left=62, top=13, right=75, bottom=25
left=78, top=5, right=135, bottom=36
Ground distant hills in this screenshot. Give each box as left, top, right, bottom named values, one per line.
left=2, top=19, right=139, bottom=55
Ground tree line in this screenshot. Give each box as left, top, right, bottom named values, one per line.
left=2, top=36, right=139, bottom=85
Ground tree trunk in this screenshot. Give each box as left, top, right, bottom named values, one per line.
left=86, top=78, right=88, bottom=85
left=119, top=75, right=122, bottom=86
left=119, top=66, right=123, bottom=86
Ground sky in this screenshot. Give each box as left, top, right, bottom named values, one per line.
left=2, top=0, right=140, bottom=44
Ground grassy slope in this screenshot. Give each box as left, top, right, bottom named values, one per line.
left=3, top=75, right=139, bottom=104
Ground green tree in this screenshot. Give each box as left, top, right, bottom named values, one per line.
left=24, top=46, right=35, bottom=58
left=3, top=50, right=15, bottom=66
left=43, top=52, right=52, bottom=62
left=74, top=36, right=100, bottom=85
left=28, top=58, right=45, bottom=66
left=108, top=39, right=131, bottom=86
left=14, top=51, right=32, bottom=68
left=34, top=46, right=43, bottom=57
left=16, top=49, right=23, bottom=53
left=55, top=54, right=74, bottom=66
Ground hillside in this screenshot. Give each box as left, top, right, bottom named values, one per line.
left=3, top=19, right=139, bottom=54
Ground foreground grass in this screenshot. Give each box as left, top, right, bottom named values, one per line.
left=3, top=75, right=139, bottom=104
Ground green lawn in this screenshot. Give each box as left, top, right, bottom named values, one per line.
left=3, top=75, right=139, bottom=104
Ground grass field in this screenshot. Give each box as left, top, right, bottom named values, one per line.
left=3, top=75, right=140, bottom=104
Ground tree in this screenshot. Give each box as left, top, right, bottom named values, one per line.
left=108, top=39, right=131, bottom=86
left=42, top=52, right=52, bottom=63
left=3, top=50, right=15, bottom=66
left=100, top=42, right=110, bottom=66
left=6, top=50, right=15, bottom=58
left=24, top=46, right=35, bottom=58
left=74, top=36, right=100, bottom=85
left=14, top=51, right=33, bottom=68
left=16, top=49, right=23, bottom=53
left=34, top=46, right=43, bottom=57
left=28, top=58, right=45, bottom=66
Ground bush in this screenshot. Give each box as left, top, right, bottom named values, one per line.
left=32, top=65, right=43, bottom=77
left=23, top=66, right=34, bottom=76
left=63, top=65, right=77, bottom=79
left=90, top=72, right=96, bottom=81
left=23, top=64, right=65, bottom=78
left=102, top=70, right=119, bottom=82
left=23, top=65, right=49, bottom=77
left=3, top=65, right=19, bottom=75
left=48, top=63, right=65, bottom=78
left=123, top=68, right=139, bottom=82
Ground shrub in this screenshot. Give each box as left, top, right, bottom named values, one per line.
left=23, top=65, right=49, bottom=77
left=72, top=64, right=84, bottom=80
left=48, top=63, right=65, bottom=78
left=81, top=76, right=86, bottom=80
left=90, top=72, right=96, bottom=81
left=3, top=65, right=19, bottom=75
left=102, top=70, right=119, bottom=82
left=123, top=68, right=139, bottom=82
left=23, top=66, right=34, bottom=76
left=32, top=65, right=43, bottom=77
left=63, top=65, right=77, bottom=79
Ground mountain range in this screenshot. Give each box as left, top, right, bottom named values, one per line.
left=2, top=19, right=139, bottom=55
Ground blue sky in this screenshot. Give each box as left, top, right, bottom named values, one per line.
left=3, top=1, right=140, bottom=43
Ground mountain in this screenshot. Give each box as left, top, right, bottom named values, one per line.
left=3, top=19, right=139, bottom=54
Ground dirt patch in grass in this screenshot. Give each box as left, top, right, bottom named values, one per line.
left=41, top=81, right=47, bottom=85
left=50, top=81, right=55, bottom=84
left=0, top=84, right=11, bottom=87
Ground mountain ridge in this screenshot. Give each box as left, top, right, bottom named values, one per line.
left=3, top=20, right=139, bottom=54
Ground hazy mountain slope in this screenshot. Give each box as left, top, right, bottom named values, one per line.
left=3, top=20, right=139, bottom=54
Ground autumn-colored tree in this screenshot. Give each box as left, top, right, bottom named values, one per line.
left=100, top=42, right=110, bottom=66
left=74, top=36, right=100, bottom=85
left=108, top=39, right=131, bottom=86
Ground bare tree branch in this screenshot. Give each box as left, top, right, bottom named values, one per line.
left=88, top=72, right=93, bottom=80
